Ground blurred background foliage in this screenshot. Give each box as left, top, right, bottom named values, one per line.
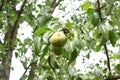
left=0, top=0, right=120, bottom=80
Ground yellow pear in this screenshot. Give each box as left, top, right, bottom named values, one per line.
left=50, top=31, right=67, bottom=47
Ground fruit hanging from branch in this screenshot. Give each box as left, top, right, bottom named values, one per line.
left=50, top=31, right=67, bottom=47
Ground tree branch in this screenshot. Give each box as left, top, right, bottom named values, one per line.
left=0, top=0, right=27, bottom=80
left=97, top=0, right=102, bottom=22
left=104, top=44, right=111, bottom=72
left=97, top=0, right=111, bottom=74
left=11, top=0, right=27, bottom=41
left=28, top=61, right=37, bottom=80
left=49, top=0, right=62, bottom=13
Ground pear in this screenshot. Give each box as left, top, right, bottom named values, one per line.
left=50, top=31, right=67, bottom=47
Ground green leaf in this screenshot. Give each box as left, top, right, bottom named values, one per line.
left=86, top=53, right=90, bottom=59
left=34, top=28, right=51, bottom=36
left=48, top=55, right=59, bottom=70
left=33, top=37, right=41, bottom=54
left=65, top=21, right=73, bottom=28
left=52, top=46, right=63, bottom=55
left=91, top=16, right=99, bottom=27
left=108, top=17, right=118, bottom=27
left=100, top=25, right=109, bottom=44
left=87, top=8, right=95, bottom=16
left=111, top=54, right=120, bottom=59
left=21, top=60, right=28, bottom=69
left=69, top=48, right=78, bottom=65
left=20, top=74, right=27, bottom=80
left=42, top=45, right=50, bottom=54
left=15, top=52, right=18, bottom=58
left=82, top=2, right=91, bottom=11
left=109, top=30, right=118, bottom=46
left=39, top=70, right=53, bottom=80
left=37, top=4, right=43, bottom=9
left=93, top=28, right=101, bottom=39
left=95, top=41, right=102, bottom=52
left=108, top=21, right=116, bottom=27
left=61, top=48, right=69, bottom=59
left=114, top=64, right=120, bottom=74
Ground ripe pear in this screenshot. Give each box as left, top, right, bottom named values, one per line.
left=50, top=31, right=67, bottom=47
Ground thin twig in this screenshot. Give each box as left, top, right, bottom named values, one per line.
left=97, top=0, right=111, bottom=74
left=97, top=0, right=102, bottom=22
left=104, top=45, right=111, bottom=72
left=49, top=0, right=62, bottom=13
left=20, top=63, right=31, bottom=80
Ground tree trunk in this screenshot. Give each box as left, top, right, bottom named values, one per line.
left=0, top=0, right=27, bottom=79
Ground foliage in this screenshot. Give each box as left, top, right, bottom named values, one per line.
left=0, top=0, right=120, bottom=80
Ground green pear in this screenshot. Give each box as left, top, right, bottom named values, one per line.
left=50, top=31, right=67, bottom=47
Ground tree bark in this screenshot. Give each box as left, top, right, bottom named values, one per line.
left=28, top=61, right=37, bottom=80
left=0, top=0, right=27, bottom=80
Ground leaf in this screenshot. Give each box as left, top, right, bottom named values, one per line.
left=86, top=8, right=95, bottom=16
left=52, top=46, right=63, bottom=55
left=37, top=4, right=43, bottom=9
left=69, top=48, right=78, bottom=65
left=91, top=16, right=99, bottom=27
left=34, top=27, right=51, bottom=36
left=39, top=70, right=53, bottom=80
left=61, top=48, right=69, bottom=59
left=20, top=74, right=28, bottom=80
left=109, top=16, right=118, bottom=27
left=33, top=37, right=41, bottom=54
left=109, top=30, right=118, bottom=46
left=95, top=41, right=102, bottom=52
left=42, top=45, right=50, bottom=54
left=114, top=64, right=120, bottom=74
left=65, top=21, right=73, bottom=28
left=109, top=21, right=116, bottom=27
left=48, top=55, right=59, bottom=70
left=100, top=25, right=109, bottom=44
left=82, top=2, right=91, bottom=11
left=15, top=52, right=18, bottom=58
left=21, top=60, right=28, bottom=69
left=68, top=67, right=76, bottom=76
left=111, top=54, right=120, bottom=59
left=93, top=28, right=101, bottom=39
left=86, top=53, right=90, bottom=59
